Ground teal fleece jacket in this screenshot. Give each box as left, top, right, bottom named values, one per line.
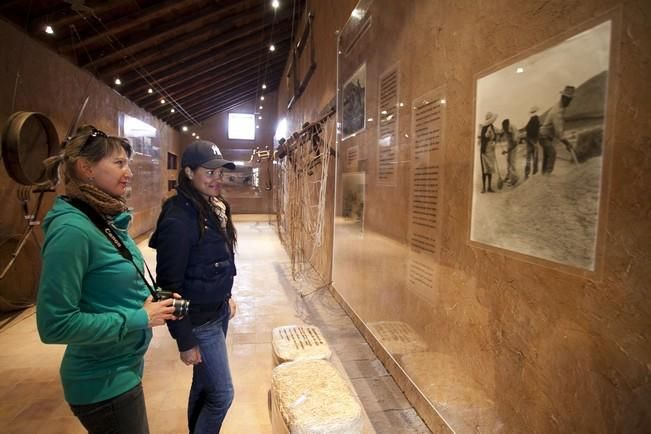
left=36, top=197, right=152, bottom=405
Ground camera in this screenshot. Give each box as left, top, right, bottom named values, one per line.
left=155, top=290, right=190, bottom=317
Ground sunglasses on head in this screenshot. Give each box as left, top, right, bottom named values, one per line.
left=80, top=128, right=108, bottom=150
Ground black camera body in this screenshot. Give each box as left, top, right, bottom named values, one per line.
left=156, top=290, right=190, bottom=317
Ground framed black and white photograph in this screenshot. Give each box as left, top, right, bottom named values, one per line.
left=470, top=20, right=612, bottom=271
left=342, top=63, right=366, bottom=140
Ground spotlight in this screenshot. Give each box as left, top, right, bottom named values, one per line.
left=269, top=44, right=276, bottom=52
left=44, top=25, right=54, bottom=34
left=272, top=0, right=279, bottom=8
left=148, top=88, right=153, bottom=94
left=182, top=126, right=188, bottom=132
left=160, top=99, right=166, bottom=104
left=114, top=78, right=122, bottom=85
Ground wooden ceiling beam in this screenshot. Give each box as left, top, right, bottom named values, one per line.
left=32, top=0, right=136, bottom=34
left=82, top=2, right=262, bottom=70
left=153, top=77, right=262, bottom=119
left=98, top=5, right=293, bottom=79
left=171, top=64, right=284, bottom=117
left=123, top=33, right=290, bottom=101
left=138, top=49, right=288, bottom=111
left=167, top=85, right=259, bottom=124
left=59, top=0, right=206, bottom=55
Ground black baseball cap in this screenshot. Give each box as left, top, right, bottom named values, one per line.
left=181, top=140, right=235, bottom=170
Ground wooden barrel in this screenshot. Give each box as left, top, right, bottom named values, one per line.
left=1, top=111, right=59, bottom=185
left=0, top=233, right=41, bottom=312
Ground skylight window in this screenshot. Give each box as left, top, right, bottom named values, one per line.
left=228, top=113, right=256, bottom=140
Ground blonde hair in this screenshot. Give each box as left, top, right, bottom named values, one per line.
left=41, top=125, right=132, bottom=188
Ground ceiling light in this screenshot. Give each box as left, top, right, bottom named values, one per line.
left=148, top=88, right=153, bottom=94
left=44, top=25, right=54, bottom=34
left=258, top=116, right=262, bottom=120
left=256, top=125, right=260, bottom=129
left=272, top=0, right=280, bottom=8
left=196, top=135, right=200, bottom=139
left=262, top=84, right=267, bottom=89
left=269, top=44, right=276, bottom=52
left=259, top=105, right=263, bottom=110
left=170, top=108, right=175, bottom=113
left=516, top=67, right=524, bottom=73
left=182, top=126, right=188, bottom=132
left=191, top=132, right=196, bottom=137
left=260, top=96, right=265, bottom=101
left=160, top=99, right=166, bottom=104
left=114, top=78, right=121, bottom=85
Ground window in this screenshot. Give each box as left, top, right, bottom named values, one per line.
left=228, top=113, right=256, bottom=140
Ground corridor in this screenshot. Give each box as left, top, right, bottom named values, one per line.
left=0, top=216, right=429, bottom=434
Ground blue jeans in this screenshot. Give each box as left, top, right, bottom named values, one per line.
left=70, top=383, right=149, bottom=434
left=188, top=307, right=233, bottom=434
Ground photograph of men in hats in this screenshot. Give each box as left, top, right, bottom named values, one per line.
left=470, top=19, right=612, bottom=271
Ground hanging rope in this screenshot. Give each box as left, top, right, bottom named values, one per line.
left=277, top=113, right=335, bottom=283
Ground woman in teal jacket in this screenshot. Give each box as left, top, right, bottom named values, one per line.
left=36, top=125, right=177, bottom=434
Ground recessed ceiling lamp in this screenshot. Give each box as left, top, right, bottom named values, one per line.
left=44, top=25, right=54, bottom=34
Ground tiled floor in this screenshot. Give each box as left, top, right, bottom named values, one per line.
left=0, top=217, right=429, bottom=433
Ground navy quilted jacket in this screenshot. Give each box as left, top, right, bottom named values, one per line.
left=149, top=190, right=235, bottom=351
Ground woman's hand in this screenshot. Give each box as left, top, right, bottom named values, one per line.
left=180, top=347, right=202, bottom=365
left=143, top=296, right=177, bottom=327
left=228, top=297, right=237, bottom=320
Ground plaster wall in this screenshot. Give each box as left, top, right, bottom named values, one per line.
left=0, top=19, right=181, bottom=308
left=281, top=0, right=651, bottom=432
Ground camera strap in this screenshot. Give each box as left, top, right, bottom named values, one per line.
left=62, top=196, right=159, bottom=299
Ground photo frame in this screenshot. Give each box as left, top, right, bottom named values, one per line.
left=469, top=19, right=613, bottom=272
left=342, top=63, right=366, bottom=140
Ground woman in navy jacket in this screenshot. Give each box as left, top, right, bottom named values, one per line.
left=149, top=140, right=237, bottom=433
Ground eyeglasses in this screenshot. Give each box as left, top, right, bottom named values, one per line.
left=81, top=128, right=108, bottom=150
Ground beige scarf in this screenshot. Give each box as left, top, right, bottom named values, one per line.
left=66, top=180, right=128, bottom=216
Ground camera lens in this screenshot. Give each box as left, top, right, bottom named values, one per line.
left=172, top=299, right=190, bottom=317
